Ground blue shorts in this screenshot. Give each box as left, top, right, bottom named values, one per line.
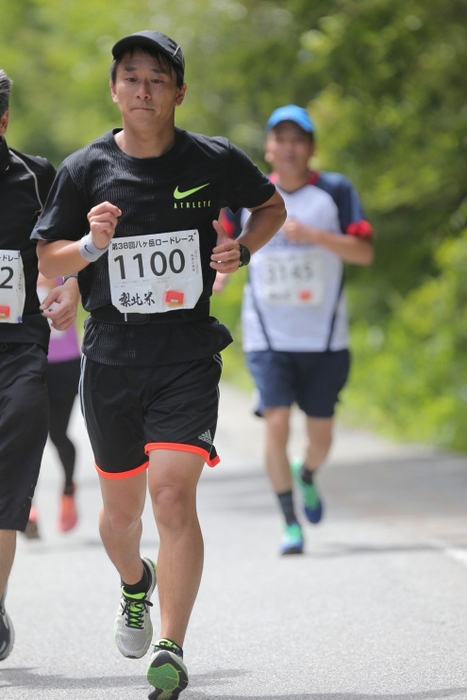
left=246, top=349, right=350, bottom=418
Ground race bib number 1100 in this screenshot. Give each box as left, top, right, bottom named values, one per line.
left=108, top=230, right=203, bottom=314
left=0, top=250, right=26, bottom=324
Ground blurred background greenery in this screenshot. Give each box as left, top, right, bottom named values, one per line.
left=2, top=0, right=467, bottom=450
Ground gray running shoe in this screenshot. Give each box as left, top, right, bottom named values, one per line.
left=147, top=639, right=188, bottom=700
left=0, top=589, right=14, bottom=661
left=114, top=557, right=157, bottom=659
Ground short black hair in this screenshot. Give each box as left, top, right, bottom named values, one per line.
left=109, top=46, right=184, bottom=88
left=268, top=122, right=315, bottom=145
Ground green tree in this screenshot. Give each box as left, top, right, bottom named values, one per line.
left=3, top=0, right=467, bottom=448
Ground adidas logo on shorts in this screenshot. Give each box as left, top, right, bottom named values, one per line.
left=198, top=429, right=213, bottom=445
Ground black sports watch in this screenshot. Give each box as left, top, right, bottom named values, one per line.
left=238, top=243, right=251, bottom=268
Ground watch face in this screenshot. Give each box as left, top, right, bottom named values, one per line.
left=239, top=244, right=251, bottom=266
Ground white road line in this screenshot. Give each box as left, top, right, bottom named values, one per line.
left=429, top=537, right=467, bottom=570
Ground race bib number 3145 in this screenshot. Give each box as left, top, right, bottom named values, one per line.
left=108, top=230, right=203, bottom=314
left=260, top=249, right=325, bottom=306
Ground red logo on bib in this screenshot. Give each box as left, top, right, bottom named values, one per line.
left=165, top=290, right=185, bottom=307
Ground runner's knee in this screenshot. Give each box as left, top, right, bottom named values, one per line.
left=101, top=505, right=142, bottom=533
left=150, top=484, right=195, bottom=530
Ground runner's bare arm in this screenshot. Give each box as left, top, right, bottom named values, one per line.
left=283, top=218, right=374, bottom=265
left=212, top=272, right=230, bottom=294
left=210, top=190, right=286, bottom=272
left=40, top=276, right=80, bottom=331
left=37, top=201, right=122, bottom=278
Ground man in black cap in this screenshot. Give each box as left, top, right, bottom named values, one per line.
left=33, top=30, right=285, bottom=700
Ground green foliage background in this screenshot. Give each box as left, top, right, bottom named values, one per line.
left=2, top=0, right=467, bottom=449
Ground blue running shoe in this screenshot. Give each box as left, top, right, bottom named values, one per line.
left=291, top=459, right=324, bottom=524
left=280, top=522, right=304, bottom=555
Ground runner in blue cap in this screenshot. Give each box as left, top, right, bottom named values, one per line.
left=219, top=104, right=374, bottom=555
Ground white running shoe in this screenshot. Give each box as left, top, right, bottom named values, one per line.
left=114, top=557, right=157, bottom=659
left=0, top=589, right=14, bottom=661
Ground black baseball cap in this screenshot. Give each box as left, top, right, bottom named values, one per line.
left=111, top=30, right=185, bottom=79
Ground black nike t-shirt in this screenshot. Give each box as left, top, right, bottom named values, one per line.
left=32, top=128, right=276, bottom=365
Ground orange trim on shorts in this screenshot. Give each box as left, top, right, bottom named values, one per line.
left=144, top=442, right=220, bottom=468
left=95, top=459, right=150, bottom=480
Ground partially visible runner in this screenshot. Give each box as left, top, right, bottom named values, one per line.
left=24, top=273, right=81, bottom=537
left=0, top=69, right=79, bottom=660
left=218, top=105, right=374, bottom=556
left=32, top=31, right=286, bottom=699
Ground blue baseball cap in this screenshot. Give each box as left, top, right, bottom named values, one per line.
left=266, top=105, right=314, bottom=133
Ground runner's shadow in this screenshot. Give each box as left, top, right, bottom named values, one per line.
left=301, top=543, right=467, bottom=559
left=0, top=667, right=147, bottom=691
left=151, top=669, right=467, bottom=700
left=185, top=686, right=467, bottom=700
left=1, top=668, right=465, bottom=700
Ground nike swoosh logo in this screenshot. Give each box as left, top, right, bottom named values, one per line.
left=173, top=183, right=210, bottom=200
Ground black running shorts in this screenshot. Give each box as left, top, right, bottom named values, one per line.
left=0, top=343, right=49, bottom=531
left=80, top=354, right=223, bottom=478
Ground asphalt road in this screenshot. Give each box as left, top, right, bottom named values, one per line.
left=1, top=381, right=467, bottom=700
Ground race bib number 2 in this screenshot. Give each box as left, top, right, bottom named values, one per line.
left=108, top=230, right=203, bottom=314
left=0, top=250, right=26, bottom=324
